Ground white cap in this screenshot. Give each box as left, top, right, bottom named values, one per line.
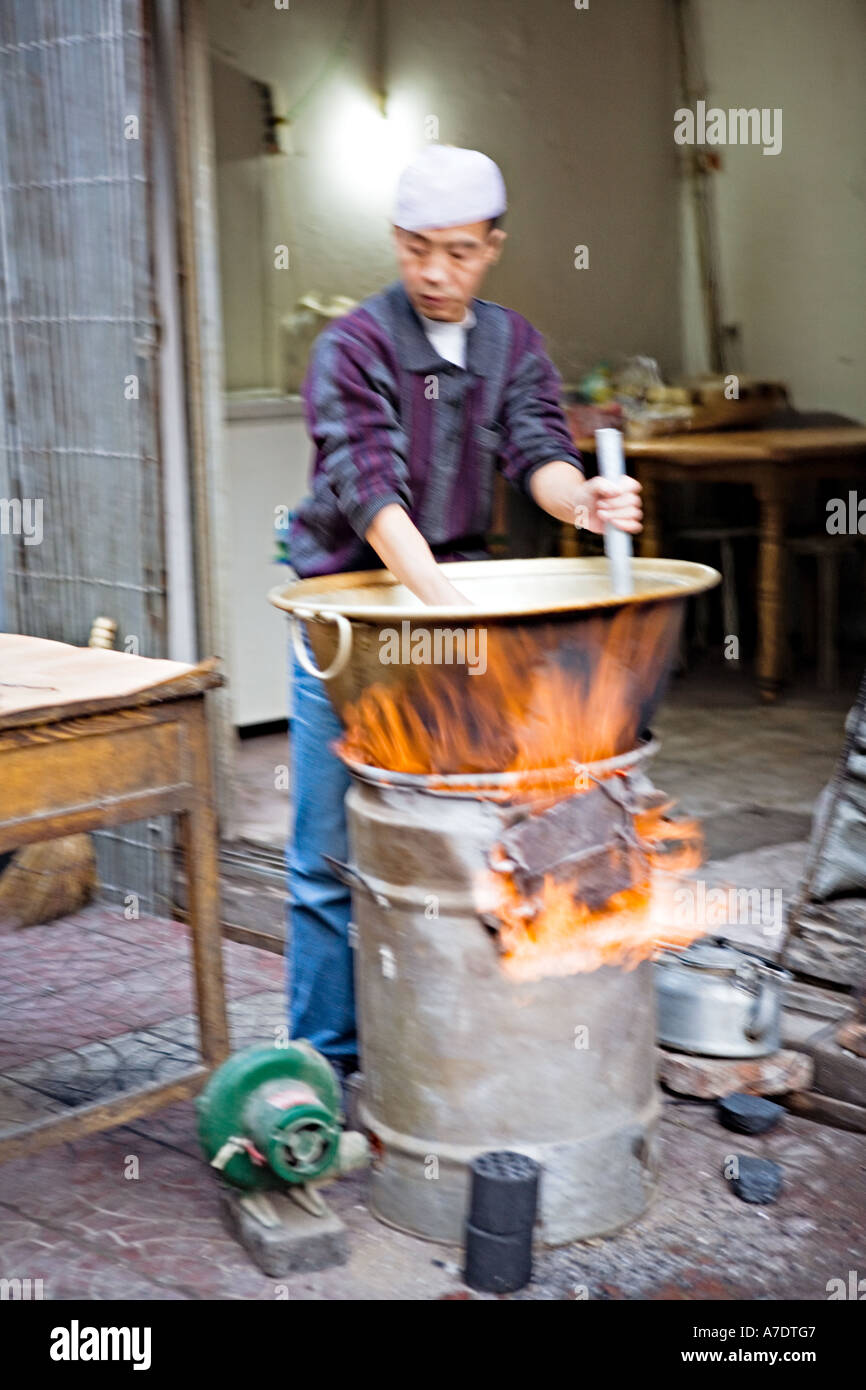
left=393, top=146, right=507, bottom=231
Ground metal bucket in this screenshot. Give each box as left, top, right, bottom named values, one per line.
left=342, top=758, right=661, bottom=1246
left=269, top=558, right=719, bottom=763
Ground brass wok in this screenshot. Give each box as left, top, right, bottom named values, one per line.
left=269, top=557, right=719, bottom=758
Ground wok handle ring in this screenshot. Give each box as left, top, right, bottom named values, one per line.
left=291, top=607, right=353, bottom=681
left=322, top=854, right=391, bottom=909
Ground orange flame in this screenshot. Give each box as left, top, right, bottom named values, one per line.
left=479, top=796, right=705, bottom=979
left=337, top=602, right=703, bottom=976
left=337, top=603, right=680, bottom=776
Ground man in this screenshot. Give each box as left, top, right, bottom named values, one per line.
left=284, top=146, right=641, bottom=1081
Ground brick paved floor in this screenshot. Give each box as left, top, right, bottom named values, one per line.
left=0, top=904, right=864, bottom=1300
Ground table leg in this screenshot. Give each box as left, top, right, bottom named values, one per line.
left=636, top=466, right=662, bottom=557
left=816, top=547, right=840, bottom=692
left=558, top=520, right=579, bottom=558
left=179, top=703, right=230, bottom=1065
left=755, top=471, right=787, bottom=702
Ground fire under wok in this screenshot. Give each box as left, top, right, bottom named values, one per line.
left=269, top=556, right=720, bottom=774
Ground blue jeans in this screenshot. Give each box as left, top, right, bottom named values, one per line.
left=285, top=637, right=356, bottom=1063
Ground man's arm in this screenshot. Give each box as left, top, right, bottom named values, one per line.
left=497, top=318, right=641, bottom=535
left=305, top=328, right=469, bottom=605
left=365, top=505, right=470, bottom=605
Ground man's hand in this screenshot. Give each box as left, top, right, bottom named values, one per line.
left=574, top=474, right=642, bottom=535
left=529, top=461, right=642, bottom=534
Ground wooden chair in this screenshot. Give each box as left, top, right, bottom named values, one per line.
left=674, top=525, right=759, bottom=664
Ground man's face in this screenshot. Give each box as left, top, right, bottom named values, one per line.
left=393, top=221, right=506, bottom=322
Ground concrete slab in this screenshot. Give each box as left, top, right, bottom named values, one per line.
left=785, top=1090, right=866, bottom=1134
left=219, top=1188, right=348, bottom=1276
left=658, top=1047, right=813, bottom=1099
left=697, top=806, right=812, bottom=861
left=802, top=1023, right=866, bottom=1107
left=782, top=1010, right=839, bottom=1049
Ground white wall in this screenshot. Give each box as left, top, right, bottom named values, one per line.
left=206, top=0, right=682, bottom=391
left=207, top=0, right=865, bottom=419
left=383, top=0, right=682, bottom=381
left=683, top=0, right=866, bottom=419
left=208, top=0, right=400, bottom=392
left=224, top=404, right=311, bottom=726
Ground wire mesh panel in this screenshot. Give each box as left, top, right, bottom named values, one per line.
left=0, top=0, right=174, bottom=915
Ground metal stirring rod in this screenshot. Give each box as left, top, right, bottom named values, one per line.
left=594, top=427, right=634, bottom=597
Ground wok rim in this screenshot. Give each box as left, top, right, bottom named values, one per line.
left=268, top=556, right=721, bottom=623
left=340, top=733, right=661, bottom=794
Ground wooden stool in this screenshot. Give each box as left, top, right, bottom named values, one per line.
left=675, top=525, right=759, bottom=664
left=788, top=535, right=857, bottom=691
left=0, top=634, right=229, bottom=1160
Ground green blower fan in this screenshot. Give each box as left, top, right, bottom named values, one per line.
left=197, top=1041, right=366, bottom=1194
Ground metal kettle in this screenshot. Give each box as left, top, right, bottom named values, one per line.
left=654, top=937, right=790, bottom=1058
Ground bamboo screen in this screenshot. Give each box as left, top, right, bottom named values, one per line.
left=0, top=0, right=174, bottom=914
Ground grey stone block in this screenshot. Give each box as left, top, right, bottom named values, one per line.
left=802, top=1023, right=866, bottom=1107
left=219, top=1188, right=348, bottom=1277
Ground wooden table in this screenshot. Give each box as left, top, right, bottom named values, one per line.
left=0, top=635, right=230, bottom=1160
left=572, top=426, right=866, bottom=700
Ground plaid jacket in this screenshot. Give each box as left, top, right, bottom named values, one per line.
left=283, top=281, right=582, bottom=576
